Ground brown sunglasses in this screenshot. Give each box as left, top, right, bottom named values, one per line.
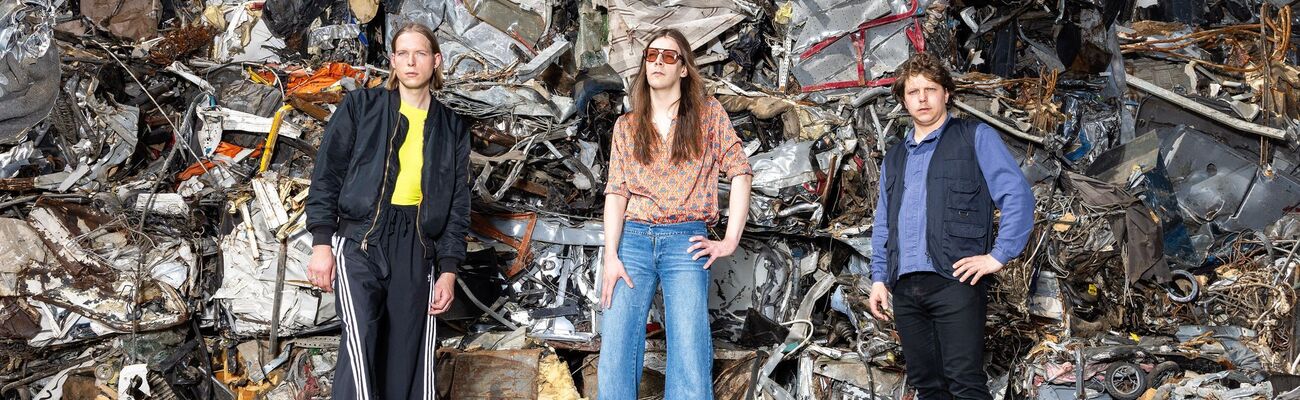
left=643, top=48, right=681, bottom=64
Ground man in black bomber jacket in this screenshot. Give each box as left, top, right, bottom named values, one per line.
left=304, top=22, right=469, bottom=400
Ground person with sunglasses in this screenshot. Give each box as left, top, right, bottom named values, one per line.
left=597, top=29, right=754, bottom=399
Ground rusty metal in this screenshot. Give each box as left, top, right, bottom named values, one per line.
left=291, top=91, right=344, bottom=104
left=512, top=180, right=549, bottom=198
left=714, top=351, right=762, bottom=400
left=0, top=178, right=35, bottom=192
left=449, top=349, right=542, bottom=399
left=147, top=24, right=220, bottom=65
left=469, top=212, right=538, bottom=278
left=286, top=94, right=331, bottom=121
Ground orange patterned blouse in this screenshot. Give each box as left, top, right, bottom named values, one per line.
left=604, top=97, right=752, bottom=225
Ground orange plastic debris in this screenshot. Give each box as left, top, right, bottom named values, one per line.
left=286, top=62, right=367, bottom=94
left=177, top=142, right=263, bottom=181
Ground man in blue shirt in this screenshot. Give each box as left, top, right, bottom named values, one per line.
left=865, top=53, right=1035, bottom=399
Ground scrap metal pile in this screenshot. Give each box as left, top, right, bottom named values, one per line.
left=3, top=0, right=1300, bottom=398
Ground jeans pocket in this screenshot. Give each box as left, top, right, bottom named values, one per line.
left=663, top=234, right=709, bottom=271
left=615, top=232, right=654, bottom=274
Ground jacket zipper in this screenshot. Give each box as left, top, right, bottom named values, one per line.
left=418, top=100, right=439, bottom=276
left=415, top=165, right=428, bottom=252
left=415, top=113, right=431, bottom=263
left=417, top=204, right=425, bottom=243
left=361, top=112, right=402, bottom=251
left=417, top=200, right=429, bottom=275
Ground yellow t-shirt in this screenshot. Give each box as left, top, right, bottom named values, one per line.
left=391, top=101, right=427, bottom=205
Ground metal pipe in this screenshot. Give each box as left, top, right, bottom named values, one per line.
left=1127, top=75, right=1289, bottom=140
left=953, top=100, right=1046, bottom=144
left=458, top=278, right=521, bottom=330
left=851, top=87, right=891, bottom=108
left=1075, top=346, right=1085, bottom=399
left=259, top=104, right=296, bottom=172
left=269, top=238, right=288, bottom=360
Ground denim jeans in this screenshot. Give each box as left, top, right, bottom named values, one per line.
left=598, top=221, right=713, bottom=400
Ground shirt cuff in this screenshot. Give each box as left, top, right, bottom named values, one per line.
left=870, top=268, right=888, bottom=283
left=990, top=248, right=1012, bottom=265
left=437, top=257, right=461, bottom=275
left=310, top=226, right=335, bottom=247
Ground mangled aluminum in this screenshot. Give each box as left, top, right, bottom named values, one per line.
left=0, top=200, right=192, bottom=347
left=6, top=0, right=1300, bottom=397
left=81, top=0, right=159, bottom=41
left=599, top=0, right=748, bottom=79
left=212, top=172, right=336, bottom=336
left=391, top=0, right=534, bottom=74
left=0, top=0, right=58, bottom=62
left=0, top=0, right=59, bottom=139
left=468, top=214, right=602, bottom=340
left=789, top=0, right=920, bottom=92
left=212, top=3, right=284, bottom=63
left=707, top=239, right=805, bottom=341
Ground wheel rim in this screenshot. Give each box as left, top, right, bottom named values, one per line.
left=1111, top=364, right=1142, bottom=395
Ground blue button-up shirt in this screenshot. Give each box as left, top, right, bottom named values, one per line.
left=869, top=115, right=1036, bottom=283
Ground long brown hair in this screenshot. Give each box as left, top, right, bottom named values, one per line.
left=385, top=22, right=445, bottom=91
left=629, top=29, right=705, bottom=165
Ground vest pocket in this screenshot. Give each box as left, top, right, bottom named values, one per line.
left=947, top=178, right=980, bottom=207
left=948, top=177, right=978, bottom=193
left=945, top=221, right=987, bottom=239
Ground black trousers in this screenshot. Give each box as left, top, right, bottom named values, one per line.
left=894, top=272, right=992, bottom=400
left=331, top=205, right=437, bottom=400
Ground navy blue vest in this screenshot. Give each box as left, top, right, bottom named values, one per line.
left=882, top=118, right=995, bottom=286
